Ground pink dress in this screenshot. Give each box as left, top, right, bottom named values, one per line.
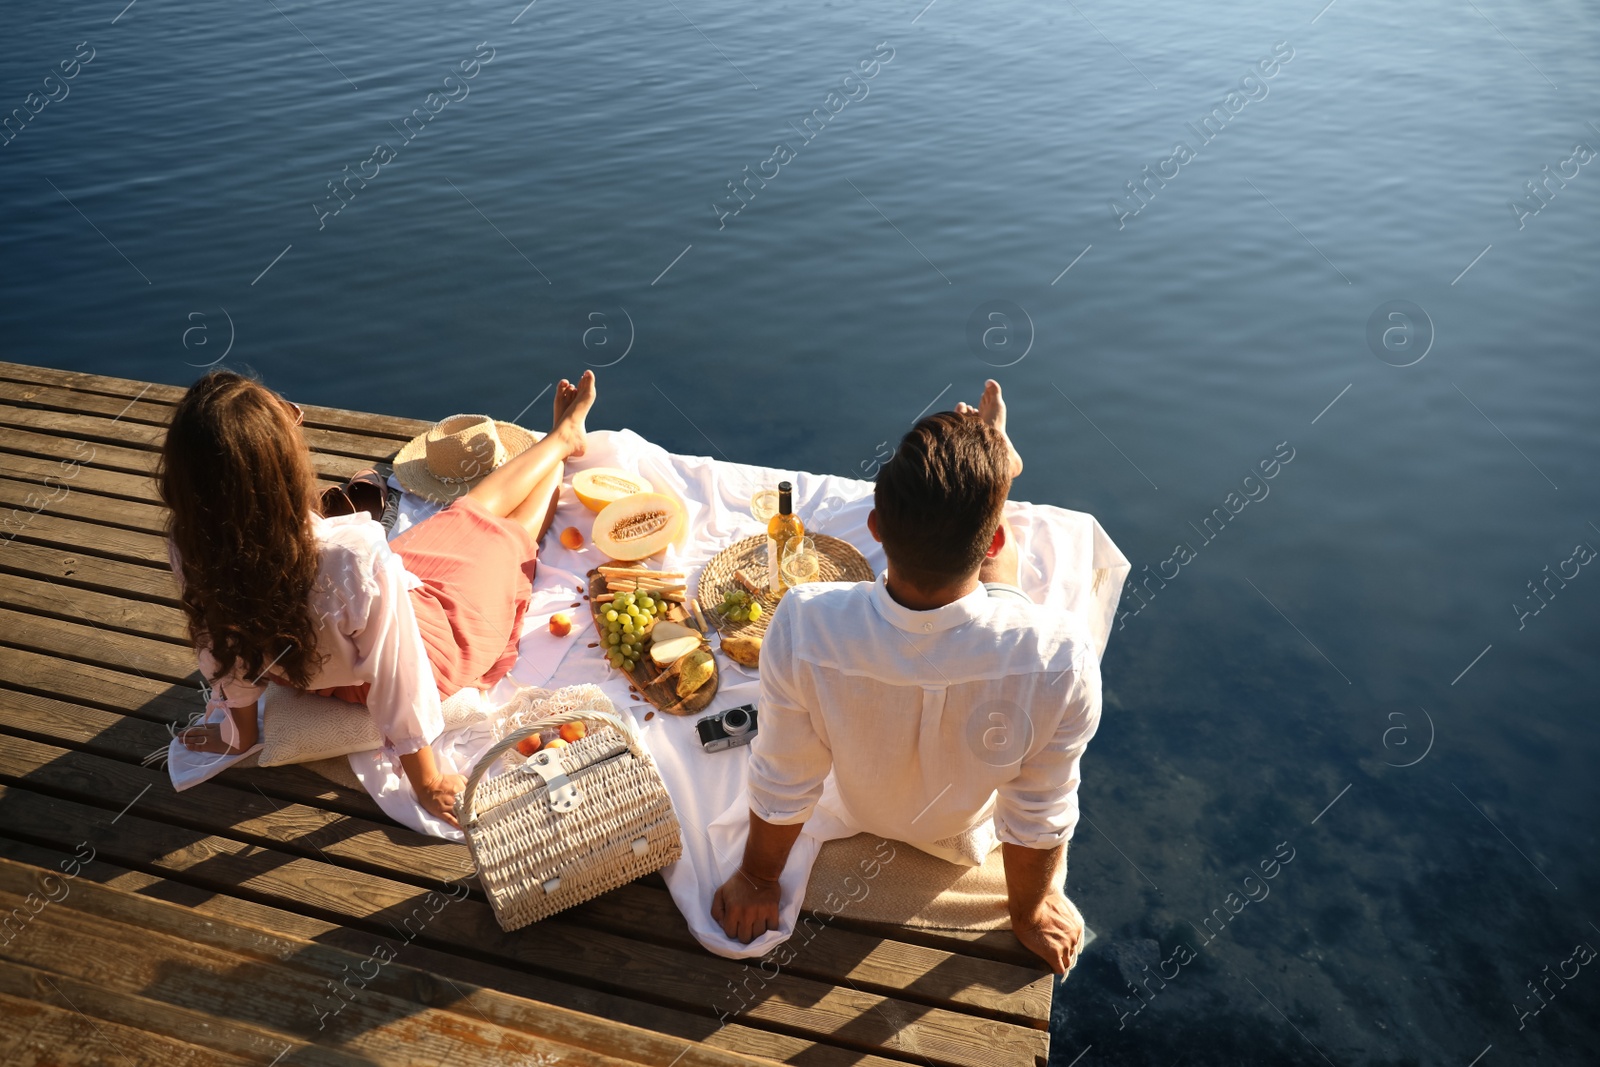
left=171, top=499, right=538, bottom=755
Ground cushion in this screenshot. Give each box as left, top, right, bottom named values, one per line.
left=258, top=684, right=486, bottom=767
left=800, top=833, right=1077, bottom=936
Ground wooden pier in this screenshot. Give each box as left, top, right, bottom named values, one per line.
left=0, top=361, right=1053, bottom=1066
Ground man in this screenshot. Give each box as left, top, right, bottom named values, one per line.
left=711, top=380, right=1100, bottom=974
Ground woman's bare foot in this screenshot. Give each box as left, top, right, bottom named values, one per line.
left=550, top=370, right=596, bottom=458
left=956, top=379, right=1023, bottom=477
left=179, top=721, right=256, bottom=756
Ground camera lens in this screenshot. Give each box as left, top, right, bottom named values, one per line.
left=722, top=707, right=751, bottom=734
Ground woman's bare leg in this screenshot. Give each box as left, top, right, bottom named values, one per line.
left=508, top=466, right=563, bottom=541
left=467, top=371, right=595, bottom=519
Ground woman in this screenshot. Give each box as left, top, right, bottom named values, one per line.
left=163, top=368, right=597, bottom=827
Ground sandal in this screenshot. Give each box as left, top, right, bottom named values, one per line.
left=320, top=468, right=395, bottom=529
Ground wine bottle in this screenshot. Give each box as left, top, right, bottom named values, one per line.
left=767, top=481, right=804, bottom=593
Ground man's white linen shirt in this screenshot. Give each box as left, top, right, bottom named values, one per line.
left=747, top=573, right=1102, bottom=851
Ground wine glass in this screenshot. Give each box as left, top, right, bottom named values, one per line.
left=750, top=488, right=779, bottom=526
left=780, top=536, right=821, bottom=588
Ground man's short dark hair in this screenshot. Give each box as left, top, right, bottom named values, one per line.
left=874, top=411, right=1011, bottom=588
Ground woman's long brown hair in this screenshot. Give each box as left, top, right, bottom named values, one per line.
left=159, top=370, right=326, bottom=689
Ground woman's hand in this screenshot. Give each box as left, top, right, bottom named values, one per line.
left=417, top=773, right=467, bottom=829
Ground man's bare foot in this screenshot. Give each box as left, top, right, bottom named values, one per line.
left=956, top=379, right=1023, bottom=477
left=550, top=370, right=596, bottom=458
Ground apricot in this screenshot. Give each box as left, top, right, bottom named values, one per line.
left=545, top=738, right=569, bottom=750
left=559, top=526, right=585, bottom=551
left=548, top=612, right=573, bottom=637
left=515, top=734, right=541, bottom=757
left=559, top=721, right=587, bottom=743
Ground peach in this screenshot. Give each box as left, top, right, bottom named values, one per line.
left=515, top=735, right=541, bottom=757
left=548, top=612, right=573, bottom=637
left=559, top=721, right=587, bottom=743
left=559, top=526, right=585, bottom=551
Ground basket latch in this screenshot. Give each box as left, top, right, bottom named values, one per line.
left=518, top=748, right=582, bottom=813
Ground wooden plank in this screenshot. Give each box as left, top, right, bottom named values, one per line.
left=0, top=846, right=894, bottom=1067
left=0, top=378, right=175, bottom=426
left=0, top=644, right=193, bottom=722
left=0, top=421, right=160, bottom=475
left=827, top=916, right=1049, bottom=972
left=0, top=963, right=364, bottom=1067
left=0, top=616, right=1055, bottom=1025
left=0, top=733, right=475, bottom=889
left=0, top=507, right=171, bottom=567
left=0, top=572, right=188, bottom=642
left=0, top=408, right=377, bottom=484
left=569, top=876, right=1049, bottom=1026
left=0, top=889, right=651, bottom=1067
left=0, top=783, right=1048, bottom=1067
left=0, top=991, right=254, bottom=1067
left=0, top=537, right=180, bottom=603
left=0, top=361, right=186, bottom=404
left=0, top=687, right=392, bottom=825
left=0, top=606, right=198, bottom=684
left=0, top=400, right=166, bottom=450
left=0, top=362, right=431, bottom=441
left=0, top=380, right=411, bottom=463
left=0, top=475, right=168, bottom=537
left=0, top=627, right=1051, bottom=1026
left=0, top=716, right=1049, bottom=1023
left=0, top=722, right=1045, bottom=1028
left=0, top=450, right=161, bottom=504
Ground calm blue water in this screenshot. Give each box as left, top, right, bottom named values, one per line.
left=5, top=0, right=1598, bottom=1062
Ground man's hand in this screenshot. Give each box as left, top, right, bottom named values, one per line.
left=1010, top=892, right=1085, bottom=975
left=711, top=869, right=782, bottom=943
left=1002, top=841, right=1081, bottom=974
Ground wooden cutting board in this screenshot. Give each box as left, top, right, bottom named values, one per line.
left=585, top=568, right=718, bottom=715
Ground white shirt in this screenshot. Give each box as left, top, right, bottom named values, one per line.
left=170, top=513, right=445, bottom=755
left=747, top=573, right=1102, bottom=852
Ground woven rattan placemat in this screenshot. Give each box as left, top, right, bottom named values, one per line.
left=695, top=533, right=873, bottom=638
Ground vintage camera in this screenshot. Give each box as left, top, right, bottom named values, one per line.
left=696, top=703, right=759, bottom=752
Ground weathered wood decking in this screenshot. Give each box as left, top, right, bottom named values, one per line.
left=0, top=361, right=1053, bottom=1067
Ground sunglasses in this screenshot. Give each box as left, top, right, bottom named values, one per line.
left=281, top=397, right=304, bottom=426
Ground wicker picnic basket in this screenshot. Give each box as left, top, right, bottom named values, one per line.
left=457, top=688, right=681, bottom=930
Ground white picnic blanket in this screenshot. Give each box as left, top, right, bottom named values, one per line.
left=168, top=428, right=1128, bottom=958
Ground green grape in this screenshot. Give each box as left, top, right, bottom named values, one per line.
left=626, top=604, right=640, bottom=617
left=605, top=609, right=618, bottom=623
left=748, top=602, right=762, bottom=621
left=639, top=596, right=654, bottom=611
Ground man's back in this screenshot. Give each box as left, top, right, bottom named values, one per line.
left=748, top=574, right=1102, bottom=853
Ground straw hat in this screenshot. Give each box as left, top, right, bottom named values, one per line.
left=393, top=414, right=539, bottom=503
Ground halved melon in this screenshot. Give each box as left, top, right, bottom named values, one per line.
left=592, top=492, right=684, bottom=561
left=572, top=467, right=653, bottom=513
